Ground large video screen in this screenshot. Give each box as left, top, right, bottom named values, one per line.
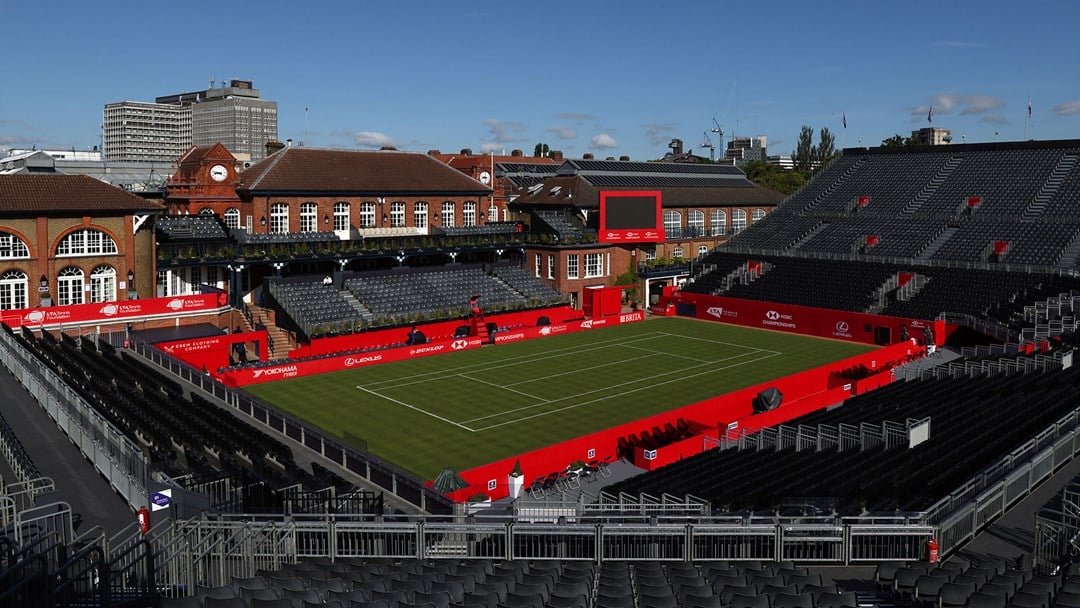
left=598, top=191, right=664, bottom=243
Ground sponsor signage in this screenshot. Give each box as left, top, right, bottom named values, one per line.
left=598, top=191, right=665, bottom=244
left=832, top=321, right=853, bottom=339
left=2, top=293, right=223, bottom=329
left=762, top=310, right=796, bottom=329
left=150, top=489, right=172, bottom=512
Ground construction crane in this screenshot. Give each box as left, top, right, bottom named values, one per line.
left=711, top=117, right=725, bottom=157
left=700, top=132, right=716, bottom=161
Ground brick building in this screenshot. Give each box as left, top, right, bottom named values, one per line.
left=431, top=148, right=559, bottom=225
left=0, top=174, right=162, bottom=309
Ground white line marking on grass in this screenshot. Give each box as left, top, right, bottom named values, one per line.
left=502, top=352, right=655, bottom=387
left=355, top=385, right=476, bottom=432
left=469, top=351, right=783, bottom=431
left=459, top=374, right=549, bottom=402
left=658, top=331, right=782, bottom=355
left=365, top=333, right=671, bottom=391
left=619, top=343, right=712, bottom=363
left=461, top=348, right=771, bottom=425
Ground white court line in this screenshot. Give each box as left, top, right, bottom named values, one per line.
left=364, top=332, right=671, bottom=391
left=619, top=343, right=713, bottom=363
left=470, top=351, right=783, bottom=431
left=502, top=352, right=655, bottom=388
left=658, top=331, right=782, bottom=355
left=459, top=373, right=548, bottom=401
left=355, top=385, right=476, bottom=432
left=461, top=348, right=769, bottom=425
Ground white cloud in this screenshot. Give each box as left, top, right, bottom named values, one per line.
left=643, top=123, right=676, bottom=145
left=557, top=112, right=596, bottom=121
left=912, top=94, right=1004, bottom=120
left=1054, top=101, right=1080, bottom=116
left=980, top=114, right=1008, bottom=125
left=480, top=143, right=503, bottom=153
left=483, top=118, right=528, bottom=143
left=589, top=134, right=618, bottom=150
left=353, top=131, right=396, bottom=148
left=546, top=126, right=576, bottom=140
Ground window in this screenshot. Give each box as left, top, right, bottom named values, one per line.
left=488, top=204, right=498, bottom=222
left=567, top=254, right=579, bottom=279
left=732, top=209, right=748, bottom=234
left=547, top=255, right=554, bottom=279
left=752, top=208, right=767, bottom=223
left=463, top=202, right=477, bottom=227
left=663, top=210, right=682, bottom=235
left=698, top=245, right=709, bottom=257
left=359, top=202, right=376, bottom=228
left=300, top=202, right=317, bottom=232
left=334, top=202, right=350, bottom=232
left=206, top=265, right=219, bottom=289
left=535, top=253, right=541, bottom=277
left=673, top=247, right=684, bottom=259
left=390, top=201, right=406, bottom=228
left=57, top=266, right=85, bottom=306
left=198, top=207, right=215, bottom=216
left=0, top=233, right=30, bottom=259
left=89, top=265, right=116, bottom=303
left=644, top=249, right=656, bottom=261
left=269, top=202, right=289, bottom=234
left=688, top=210, right=705, bottom=237
left=414, top=202, right=429, bottom=230
left=442, top=202, right=456, bottom=227
left=710, top=210, right=727, bottom=236
left=56, top=229, right=118, bottom=257
left=584, top=253, right=603, bottom=278
left=0, top=269, right=27, bottom=310
left=224, top=208, right=240, bottom=229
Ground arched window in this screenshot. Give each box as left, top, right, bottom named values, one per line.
left=710, top=210, right=727, bottom=236
left=198, top=207, right=215, bottom=216
left=299, top=202, right=317, bottom=232
left=732, top=209, right=748, bottom=234
left=442, top=202, right=456, bottom=227
left=90, top=265, right=116, bottom=303
left=688, top=210, right=705, bottom=237
left=698, top=245, right=709, bottom=257
left=752, top=208, right=767, bottom=223
left=359, top=202, right=376, bottom=228
left=663, top=210, right=682, bottom=236
left=269, top=202, right=289, bottom=234
left=414, top=202, right=429, bottom=230
left=57, top=266, right=85, bottom=306
left=488, top=204, right=498, bottom=222
left=0, top=269, right=28, bottom=310
left=223, top=208, right=240, bottom=229
left=0, top=232, right=30, bottom=260
left=390, top=201, right=406, bottom=227
left=333, top=202, right=350, bottom=232
left=463, top=202, right=477, bottom=227
left=56, top=229, right=118, bottom=257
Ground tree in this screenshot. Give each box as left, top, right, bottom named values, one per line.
left=533, top=143, right=550, bottom=158
left=741, top=160, right=806, bottom=195
left=816, top=127, right=836, bottom=172
left=881, top=134, right=919, bottom=147
left=793, top=125, right=814, bottom=177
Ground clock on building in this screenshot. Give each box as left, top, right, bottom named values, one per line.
left=209, top=164, right=229, bottom=182
left=479, top=171, right=491, bottom=185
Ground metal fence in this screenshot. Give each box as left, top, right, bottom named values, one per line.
left=0, top=328, right=148, bottom=510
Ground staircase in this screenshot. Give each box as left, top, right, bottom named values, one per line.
left=721, top=262, right=772, bottom=293
left=915, top=226, right=959, bottom=261
left=800, top=157, right=868, bottom=212
left=903, top=154, right=963, bottom=215
left=787, top=221, right=830, bottom=250
left=1022, top=153, right=1079, bottom=220
left=1057, top=230, right=1080, bottom=268
left=246, top=304, right=296, bottom=360
left=342, top=291, right=376, bottom=325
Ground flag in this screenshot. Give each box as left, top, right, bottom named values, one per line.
left=927, top=106, right=934, bottom=123
left=1028, top=100, right=1032, bottom=119
left=842, top=112, right=847, bottom=129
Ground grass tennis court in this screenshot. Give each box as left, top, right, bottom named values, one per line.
left=244, top=317, right=874, bottom=479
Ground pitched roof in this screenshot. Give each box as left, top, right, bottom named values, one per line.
left=432, top=153, right=558, bottom=171
left=0, top=174, right=164, bottom=216
left=239, top=147, right=492, bottom=195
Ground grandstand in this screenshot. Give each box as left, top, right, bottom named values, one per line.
left=7, top=139, right=1080, bottom=607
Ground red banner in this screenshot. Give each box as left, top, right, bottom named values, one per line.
left=220, top=311, right=646, bottom=387
left=1, top=293, right=227, bottom=329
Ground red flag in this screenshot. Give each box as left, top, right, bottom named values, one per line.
left=842, top=112, right=847, bottom=129
left=927, top=106, right=934, bottom=123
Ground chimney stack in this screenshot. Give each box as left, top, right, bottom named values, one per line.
left=619, top=155, right=630, bottom=161
left=265, top=140, right=286, bottom=156
left=427, top=149, right=441, bottom=155
left=511, top=149, right=523, bottom=157
left=583, top=153, right=594, bottom=160
left=460, top=148, right=472, bottom=156
left=549, top=150, right=564, bottom=161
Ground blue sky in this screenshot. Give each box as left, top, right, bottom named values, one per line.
left=2, top=0, right=1079, bottom=161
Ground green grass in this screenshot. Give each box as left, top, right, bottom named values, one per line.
left=244, top=317, right=874, bottom=479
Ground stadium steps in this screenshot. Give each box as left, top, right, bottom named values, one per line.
left=800, top=157, right=868, bottom=213
left=1022, top=153, right=1079, bottom=220
left=788, top=221, right=830, bottom=250
left=915, top=226, right=959, bottom=261
left=341, top=291, right=376, bottom=323
left=902, top=154, right=964, bottom=215
left=1058, top=232, right=1080, bottom=269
